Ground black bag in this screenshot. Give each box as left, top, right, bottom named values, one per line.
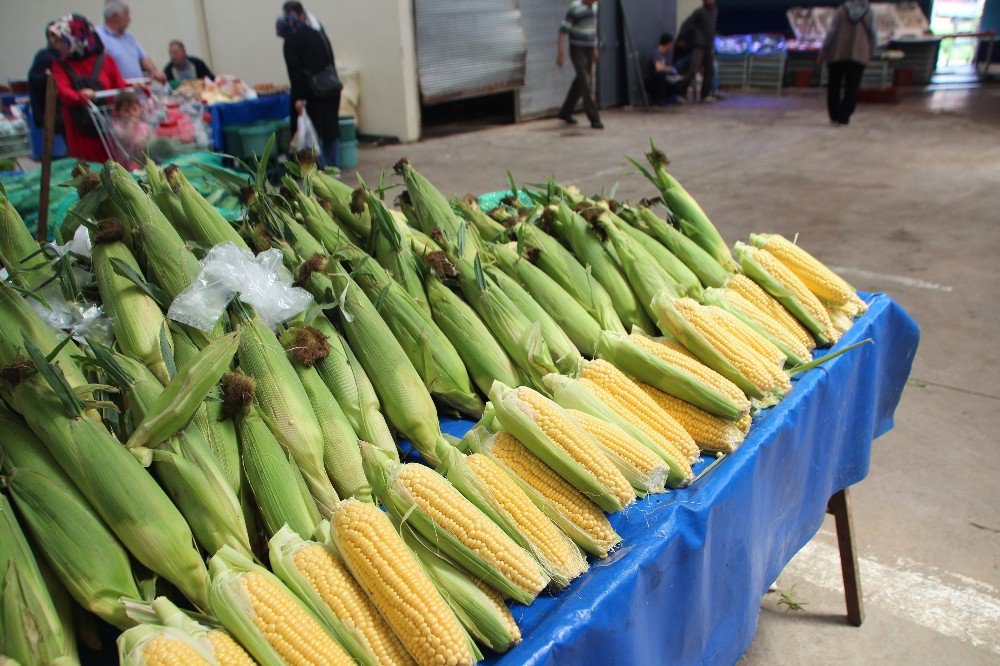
left=307, top=63, right=342, bottom=99
left=59, top=54, right=105, bottom=138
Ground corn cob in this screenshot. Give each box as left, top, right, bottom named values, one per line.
left=566, top=408, right=669, bottom=493
left=699, top=301, right=789, bottom=369
left=90, top=218, right=173, bottom=385
left=543, top=202, right=653, bottom=331
left=486, top=265, right=582, bottom=375
left=327, top=264, right=447, bottom=464
left=749, top=233, right=863, bottom=310
left=427, top=274, right=523, bottom=396
left=638, top=383, right=746, bottom=453
left=326, top=498, right=477, bottom=666
left=389, top=513, right=520, bottom=655
left=282, top=325, right=372, bottom=501
left=734, top=242, right=833, bottom=345
left=453, top=196, right=508, bottom=241
left=0, top=406, right=143, bottom=628
left=117, top=624, right=215, bottom=665
left=309, top=314, right=399, bottom=461
left=509, top=220, right=626, bottom=332
left=124, top=597, right=255, bottom=666
left=231, top=306, right=340, bottom=517
left=268, top=527, right=395, bottom=666
left=542, top=373, right=693, bottom=488
left=627, top=206, right=730, bottom=288
left=146, top=160, right=188, bottom=233
left=579, top=360, right=701, bottom=462
left=437, top=443, right=589, bottom=589
left=0, top=494, right=76, bottom=665
left=209, top=546, right=354, bottom=666
left=364, top=444, right=550, bottom=605
left=825, top=302, right=854, bottom=341
left=726, top=274, right=816, bottom=352
left=490, top=382, right=635, bottom=512
left=299, top=152, right=373, bottom=238
left=165, top=164, right=249, bottom=250
left=491, top=242, right=607, bottom=357
left=705, top=288, right=813, bottom=365
left=0, top=186, right=51, bottom=292
left=225, top=372, right=321, bottom=540
left=469, top=430, right=620, bottom=557
left=606, top=208, right=703, bottom=297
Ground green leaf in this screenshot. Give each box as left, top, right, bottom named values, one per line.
left=22, top=336, right=84, bottom=417
left=109, top=257, right=172, bottom=311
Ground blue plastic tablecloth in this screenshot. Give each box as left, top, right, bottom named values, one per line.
left=428, top=293, right=918, bottom=665
left=207, top=94, right=290, bottom=152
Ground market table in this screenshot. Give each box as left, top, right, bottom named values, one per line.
left=207, top=93, right=290, bottom=153
left=422, top=292, right=918, bottom=666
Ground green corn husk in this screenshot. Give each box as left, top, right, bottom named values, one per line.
left=90, top=226, right=173, bottom=385
left=231, top=306, right=339, bottom=517
left=606, top=208, right=703, bottom=297
left=491, top=242, right=607, bottom=357
left=631, top=206, right=730, bottom=288
left=702, top=288, right=810, bottom=366
left=234, top=401, right=321, bottom=540
left=0, top=348, right=209, bottom=609
left=454, top=258, right=558, bottom=394
left=453, top=196, right=507, bottom=241
left=734, top=242, right=832, bottom=345
left=309, top=315, right=398, bottom=462
left=544, top=202, right=652, bottom=332
left=327, top=265, right=447, bottom=464
left=117, top=623, right=216, bottom=665
left=0, top=406, right=143, bottom=628
left=165, top=164, right=248, bottom=250
left=281, top=326, right=372, bottom=502
left=267, top=528, right=378, bottom=666
left=362, top=444, right=549, bottom=605
left=634, top=142, right=738, bottom=271
left=436, top=443, right=587, bottom=589
left=0, top=188, right=50, bottom=293
left=427, top=274, right=522, bottom=396
left=389, top=511, right=521, bottom=654
left=286, top=176, right=362, bottom=256
left=463, top=426, right=620, bottom=557
left=509, top=220, right=626, bottom=332
left=299, top=154, right=372, bottom=239
left=0, top=494, right=77, bottom=666
left=485, top=266, right=581, bottom=375
left=650, top=292, right=765, bottom=400
left=542, top=374, right=693, bottom=489
left=347, top=250, right=484, bottom=417
left=489, top=381, right=627, bottom=512
left=124, top=596, right=252, bottom=665
left=145, top=160, right=187, bottom=233
left=595, top=330, right=747, bottom=419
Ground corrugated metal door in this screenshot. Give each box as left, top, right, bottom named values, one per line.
left=414, top=0, right=527, bottom=105
left=515, top=0, right=578, bottom=120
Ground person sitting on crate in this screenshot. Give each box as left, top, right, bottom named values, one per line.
left=48, top=13, right=131, bottom=162
left=111, top=91, right=150, bottom=170
left=646, top=34, right=687, bottom=106
left=163, top=40, right=214, bottom=83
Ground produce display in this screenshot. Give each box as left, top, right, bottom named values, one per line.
left=0, top=138, right=870, bottom=666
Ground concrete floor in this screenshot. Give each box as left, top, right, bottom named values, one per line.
left=351, top=83, right=1000, bottom=663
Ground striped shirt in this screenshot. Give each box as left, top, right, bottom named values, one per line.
left=560, top=1, right=598, bottom=48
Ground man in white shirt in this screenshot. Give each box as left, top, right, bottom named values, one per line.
left=96, top=0, right=166, bottom=83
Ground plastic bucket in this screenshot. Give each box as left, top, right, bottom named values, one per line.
left=339, top=115, right=357, bottom=143
left=339, top=139, right=358, bottom=168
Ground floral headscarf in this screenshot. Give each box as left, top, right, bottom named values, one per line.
left=47, top=14, right=103, bottom=60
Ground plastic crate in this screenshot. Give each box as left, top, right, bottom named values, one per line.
left=0, top=132, right=30, bottom=159
left=717, top=56, right=749, bottom=89
left=747, top=53, right=787, bottom=91
left=223, top=119, right=290, bottom=159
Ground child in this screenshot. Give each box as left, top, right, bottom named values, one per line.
left=111, top=91, right=150, bottom=169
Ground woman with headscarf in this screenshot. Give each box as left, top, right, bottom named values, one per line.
left=276, top=10, right=340, bottom=168
left=819, top=0, right=878, bottom=126
left=48, top=14, right=130, bottom=161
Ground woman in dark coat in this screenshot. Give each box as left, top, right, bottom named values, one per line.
left=276, top=11, right=340, bottom=167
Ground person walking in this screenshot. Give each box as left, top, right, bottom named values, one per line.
left=276, top=10, right=341, bottom=168
left=676, top=0, right=718, bottom=103
left=48, top=13, right=131, bottom=162
left=556, top=0, right=602, bottom=129
left=819, top=0, right=877, bottom=126
left=97, top=1, right=166, bottom=83
left=163, top=40, right=214, bottom=83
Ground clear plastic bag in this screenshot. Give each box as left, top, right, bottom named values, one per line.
left=167, top=242, right=313, bottom=332
left=292, top=107, right=321, bottom=155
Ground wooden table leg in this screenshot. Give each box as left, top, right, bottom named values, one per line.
left=827, top=488, right=864, bottom=626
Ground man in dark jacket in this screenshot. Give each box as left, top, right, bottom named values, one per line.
left=677, top=0, right=718, bottom=102
left=27, top=24, right=64, bottom=132
left=163, top=40, right=214, bottom=82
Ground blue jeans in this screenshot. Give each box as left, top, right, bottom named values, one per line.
left=674, top=54, right=720, bottom=96
left=318, top=138, right=339, bottom=169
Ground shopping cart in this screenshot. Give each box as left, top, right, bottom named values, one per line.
left=86, top=87, right=142, bottom=168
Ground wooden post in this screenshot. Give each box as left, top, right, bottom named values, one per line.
left=827, top=488, right=864, bottom=626
left=37, top=73, right=58, bottom=243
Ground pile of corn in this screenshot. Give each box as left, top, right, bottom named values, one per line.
left=0, top=139, right=868, bottom=665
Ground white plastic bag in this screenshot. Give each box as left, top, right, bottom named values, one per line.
left=293, top=107, right=321, bottom=155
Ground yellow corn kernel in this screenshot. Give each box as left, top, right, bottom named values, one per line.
left=721, top=289, right=813, bottom=363
left=727, top=275, right=816, bottom=351
left=206, top=631, right=256, bottom=666
left=332, top=499, right=474, bottom=666
left=566, top=409, right=671, bottom=486
left=752, top=250, right=834, bottom=336
left=758, top=235, right=855, bottom=306
left=473, top=578, right=522, bottom=644
left=141, top=634, right=212, bottom=666
left=490, top=432, right=619, bottom=556
left=292, top=544, right=414, bottom=666
left=638, top=384, right=745, bottom=454
left=737, top=412, right=752, bottom=433
left=705, top=306, right=786, bottom=368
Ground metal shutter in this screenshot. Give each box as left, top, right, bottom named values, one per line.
left=414, top=0, right=527, bottom=105
left=515, top=0, right=577, bottom=120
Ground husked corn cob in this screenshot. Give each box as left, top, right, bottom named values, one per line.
left=726, top=274, right=816, bottom=352
left=117, top=624, right=214, bottom=665
left=752, top=248, right=833, bottom=332
left=327, top=499, right=476, bottom=666
left=209, top=546, right=354, bottom=666
left=479, top=431, right=620, bottom=557
left=638, top=384, right=746, bottom=453
left=714, top=288, right=813, bottom=364
left=749, top=233, right=858, bottom=307
left=566, top=409, right=669, bottom=492
left=269, top=526, right=408, bottom=666
left=579, top=360, right=700, bottom=463
left=125, top=597, right=255, bottom=666
left=490, top=382, right=636, bottom=512
left=705, top=305, right=787, bottom=368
